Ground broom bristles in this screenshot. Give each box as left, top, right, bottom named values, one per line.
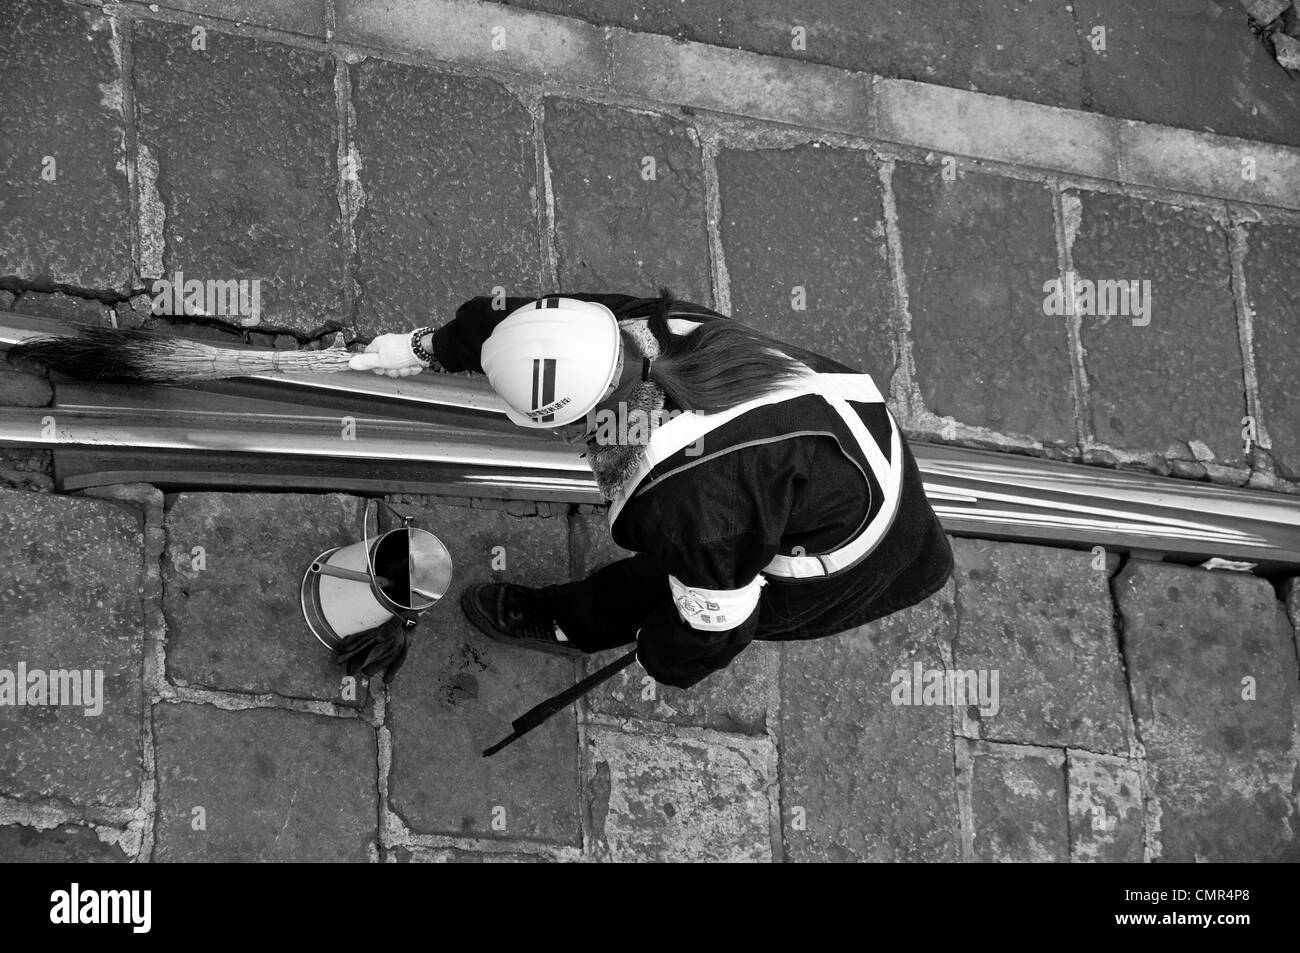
left=7, top=327, right=354, bottom=383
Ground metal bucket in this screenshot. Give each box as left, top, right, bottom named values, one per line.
left=300, top=500, right=453, bottom=651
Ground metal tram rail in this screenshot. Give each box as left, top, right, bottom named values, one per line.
left=3, top=309, right=1299, bottom=575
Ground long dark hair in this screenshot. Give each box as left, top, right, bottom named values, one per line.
left=609, top=288, right=824, bottom=414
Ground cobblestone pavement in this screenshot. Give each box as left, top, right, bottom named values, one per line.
left=1, top=0, right=1298, bottom=861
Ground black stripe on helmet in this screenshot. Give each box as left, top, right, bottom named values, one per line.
left=541, top=357, right=556, bottom=423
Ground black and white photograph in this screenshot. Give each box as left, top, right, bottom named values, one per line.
left=0, top=0, right=1296, bottom=920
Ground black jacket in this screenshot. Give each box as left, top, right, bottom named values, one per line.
left=434, top=293, right=953, bottom=688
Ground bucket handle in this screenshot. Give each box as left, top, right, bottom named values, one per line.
left=362, top=499, right=415, bottom=584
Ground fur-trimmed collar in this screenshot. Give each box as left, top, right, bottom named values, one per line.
left=584, top=377, right=666, bottom=501
left=582, top=317, right=671, bottom=501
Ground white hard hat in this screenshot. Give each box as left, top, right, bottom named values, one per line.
left=480, top=297, right=624, bottom=428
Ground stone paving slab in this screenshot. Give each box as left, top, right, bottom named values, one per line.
left=0, top=0, right=133, bottom=291
left=717, top=144, right=894, bottom=384
left=585, top=724, right=772, bottom=862
left=0, top=824, right=130, bottom=863
left=1072, top=0, right=1300, bottom=149
left=1070, top=191, right=1243, bottom=462
left=488, top=0, right=1298, bottom=148
left=492, top=0, right=1085, bottom=111
left=893, top=163, right=1074, bottom=441
left=1066, top=750, right=1144, bottom=863
left=968, top=740, right=1069, bottom=862
left=352, top=61, right=539, bottom=338
left=1115, top=559, right=1300, bottom=861
left=571, top=512, right=778, bottom=734
left=162, top=493, right=370, bottom=706
left=150, top=0, right=328, bottom=36
left=0, top=489, right=144, bottom=808
left=132, top=20, right=343, bottom=334
left=950, top=538, right=1132, bottom=753
left=1243, top=222, right=1300, bottom=480
left=780, top=581, right=961, bottom=862
left=385, top=502, right=582, bottom=845
left=544, top=98, right=712, bottom=301
left=152, top=702, right=377, bottom=861
left=335, top=0, right=608, bottom=88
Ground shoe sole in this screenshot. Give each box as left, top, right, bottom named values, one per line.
left=460, top=584, right=585, bottom=659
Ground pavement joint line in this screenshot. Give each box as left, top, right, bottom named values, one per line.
left=876, top=159, right=922, bottom=429
left=568, top=520, right=594, bottom=860
left=103, top=6, right=143, bottom=292
left=387, top=834, right=585, bottom=861
left=1053, top=188, right=1092, bottom=456
left=965, top=732, right=1134, bottom=761
left=77, top=483, right=166, bottom=861
left=1063, top=747, right=1077, bottom=861
left=580, top=711, right=775, bottom=750
left=763, top=644, right=784, bottom=862
left=1227, top=219, right=1271, bottom=454
left=952, top=736, right=977, bottom=862
left=698, top=127, right=731, bottom=316
left=382, top=808, right=586, bottom=854
left=968, top=737, right=1068, bottom=764
left=105, top=0, right=1300, bottom=213
left=936, top=628, right=969, bottom=862
left=154, top=683, right=369, bottom=718
left=574, top=701, right=591, bottom=860
left=1106, top=556, right=1162, bottom=861
left=525, top=90, right=560, bottom=292
left=376, top=719, right=398, bottom=851
left=334, top=53, right=361, bottom=330
left=0, top=792, right=138, bottom=830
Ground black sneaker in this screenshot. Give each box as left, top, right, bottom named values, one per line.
left=461, top=583, right=584, bottom=658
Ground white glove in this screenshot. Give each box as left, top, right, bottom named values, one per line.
left=349, top=333, right=427, bottom=378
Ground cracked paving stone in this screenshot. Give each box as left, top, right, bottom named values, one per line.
left=1115, top=560, right=1300, bottom=861
left=969, top=741, right=1070, bottom=862
left=584, top=725, right=773, bottom=862
left=950, top=538, right=1132, bottom=753
left=152, top=702, right=376, bottom=862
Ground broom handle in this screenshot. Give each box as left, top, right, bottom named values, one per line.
left=482, top=648, right=639, bottom=757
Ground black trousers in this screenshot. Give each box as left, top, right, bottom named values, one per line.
left=533, top=518, right=953, bottom=655
left=536, top=553, right=666, bottom=653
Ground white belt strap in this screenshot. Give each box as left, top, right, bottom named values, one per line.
left=607, top=368, right=822, bottom=526
left=668, top=573, right=767, bottom=631
left=761, top=374, right=902, bottom=578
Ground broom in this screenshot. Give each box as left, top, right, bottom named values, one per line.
left=7, top=326, right=357, bottom=384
